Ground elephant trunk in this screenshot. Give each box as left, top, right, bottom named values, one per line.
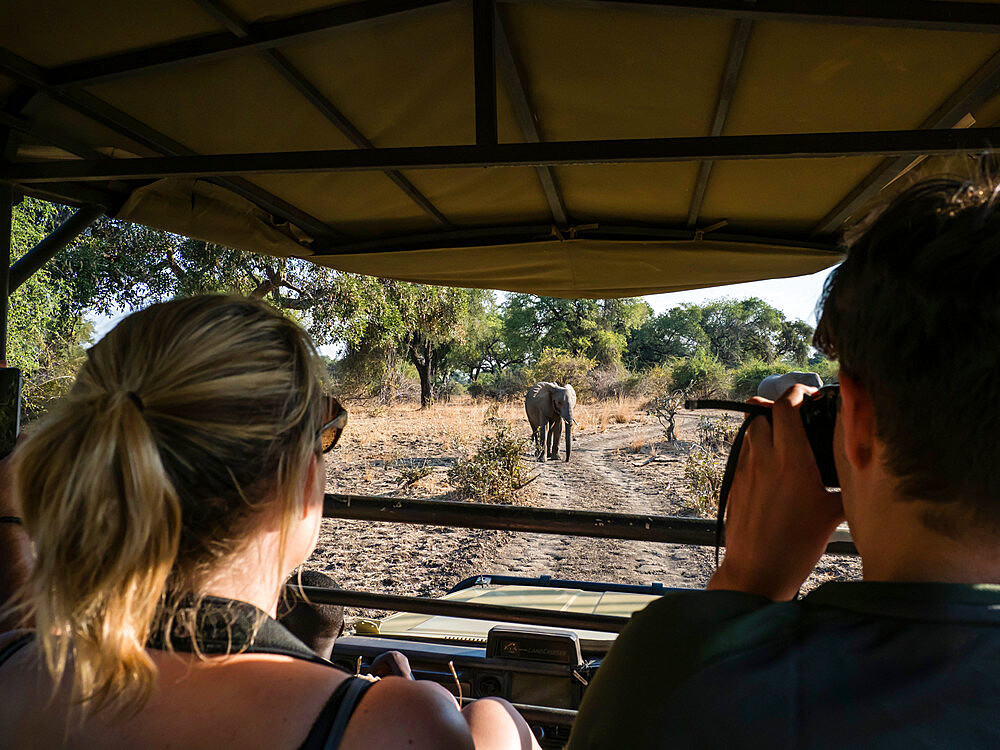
left=564, top=411, right=573, bottom=462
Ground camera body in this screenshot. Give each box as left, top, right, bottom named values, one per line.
left=685, top=383, right=840, bottom=488
left=798, top=385, right=839, bottom=488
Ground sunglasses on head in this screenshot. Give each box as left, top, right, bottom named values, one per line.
left=318, top=395, right=348, bottom=453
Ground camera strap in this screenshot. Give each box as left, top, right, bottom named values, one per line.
left=714, top=413, right=768, bottom=567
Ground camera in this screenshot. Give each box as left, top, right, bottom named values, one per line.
left=686, top=384, right=840, bottom=488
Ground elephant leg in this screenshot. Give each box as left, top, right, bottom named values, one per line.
left=549, top=419, right=562, bottom=460
left=538, top=422, right=547, bottom=462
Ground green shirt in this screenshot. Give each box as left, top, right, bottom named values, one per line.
left=569, top=582, right=1000, bottom=749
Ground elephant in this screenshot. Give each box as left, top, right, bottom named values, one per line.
left=757, top=371, right=823, bottom=401
left=525, top=381, right=577, bottom=462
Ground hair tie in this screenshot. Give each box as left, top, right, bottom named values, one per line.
left=127, top=391, right=145, bottom=412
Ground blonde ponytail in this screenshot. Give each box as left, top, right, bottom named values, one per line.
left=17, top=388, right=182, bottom=713
left=13, top=295, right=323, bottom=717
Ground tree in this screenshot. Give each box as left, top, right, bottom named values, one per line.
left=698, top=298, right=786, bottom=367
left=500, top=294, right=649, bottom=366
left=8, top=198, right=96, bottom=418
left=626, top=305, right=707, bottom=368
left=776, top=319, right=814, bottom=363
left=50, top=217, right=502, bottom=407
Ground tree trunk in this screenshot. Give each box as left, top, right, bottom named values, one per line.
left=409, top=341, right=435, bottom=409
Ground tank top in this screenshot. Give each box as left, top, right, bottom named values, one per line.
left=0, top=595, right=372, bottom=750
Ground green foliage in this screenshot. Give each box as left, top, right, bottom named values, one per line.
left=501, top=294, right=649, bottom=366
left=20, top=319, right=92, bottom=422
left=699, top=297, right=786, bottom=366
left=531, top=349, right=596, bottom=399
left=470, top=367, right=534, bottom=401
left=626, top=305, right=707, bottom=367
left=729, top=359, right=782, bottom=400
left=683, top=448, right=727, bottom=517
left=448, top=420, right=534, bottom=503
left=671, top=349, right=728, bottom=397
left=8, top=199, right=65, bottom=371
left=809, top=355, right=840, bottom=384
left=777, top=319, right=815, bottom=363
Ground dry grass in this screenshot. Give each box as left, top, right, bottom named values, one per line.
left=337, top=395, right=648, bottom=452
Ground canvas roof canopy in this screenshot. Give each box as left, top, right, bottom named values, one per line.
left=3, top=0, right=1000, bottom=298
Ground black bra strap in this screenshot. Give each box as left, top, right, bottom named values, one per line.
left=324, top=677, right=374, bottom=750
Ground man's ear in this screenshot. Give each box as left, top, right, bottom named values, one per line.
left=838, top=372, right=875, bottom=471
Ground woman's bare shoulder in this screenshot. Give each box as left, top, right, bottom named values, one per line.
left=341, top=677, right=475, bottom=750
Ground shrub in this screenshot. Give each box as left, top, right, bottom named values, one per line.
left=729, top=359, right=781, bottom=400
left=647, top=390, right=685, bottom=441
left=398, top=463, right=433, bottom=486
left=809, top=355, right=840, bottom=385
left=477, top=367, right=534, bottom=401
left=696, top=416, right=740, bottom=451
left=640, top=363, right=676, bottom=400
left=671, top=349, right=728, bottom=397
left=683, top=448, right=726, bottom=517
left=589, top=362, right=628, bottom=400
left=531, top=349, right=596, bottom=400
left=448, top=419, right=534, bottom=503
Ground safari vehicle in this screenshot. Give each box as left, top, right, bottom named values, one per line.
left=2, top=1, right=999, bottom=745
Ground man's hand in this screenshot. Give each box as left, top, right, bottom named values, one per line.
left=708, top=384, right=844, bottom=601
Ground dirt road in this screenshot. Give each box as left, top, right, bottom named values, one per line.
left=307, top=401, right=859, bottom=617
left=494, top=424, right=715, bottom=589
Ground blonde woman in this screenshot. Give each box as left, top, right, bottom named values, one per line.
left=0, top=296, right=539, bottom=750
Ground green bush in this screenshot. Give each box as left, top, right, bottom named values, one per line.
left=531, top=349, right=596, bottom=399
left=683, top=447, right=726, bottom=517
left=448, top=420, right=534, bottom=503
left=476, top=368, right=534, bottom=401
left=729, top=359, right=781, bottom=400
left=671, top=349, right=728, bottom=398
left=810, top=355, right=840, bottom=385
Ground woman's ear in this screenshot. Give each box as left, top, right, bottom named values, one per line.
left=838, top=372, right=875, bottom=471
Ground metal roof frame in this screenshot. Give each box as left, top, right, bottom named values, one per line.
left=7, top=127, right=1000, bottom=185
left=2, top=0, right=1000, bottom=257
left=31, top=0, right=1000, bottom=93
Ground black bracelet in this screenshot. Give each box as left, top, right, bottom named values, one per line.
left=0, top=516, right=23, bottom=525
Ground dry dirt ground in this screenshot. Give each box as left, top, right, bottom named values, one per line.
left=307, top=398, right=860, bottom=620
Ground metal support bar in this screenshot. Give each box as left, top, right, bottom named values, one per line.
left=7, top=127, right=1000, bottom=183
left=9, top=205, right=104, bottom=292
left=292, top=584, right=630, bottom=632
left=494, top=4, right=568, bottom=225
left=323, top=494, right=859, bottom=555
left=22, top=0, right=1000, bottom=93
left=518, top=0, right=1000, bottom=33
left=0, top=182, right=12, bottom=365
left=473, top=0, right=498, bottom=146
left=815, top=45, right=1000, bottom=235
left=46, top=0, right=451, bottom=89
left=193, top=0, right=452, bottom=227
left=0, top=47, right=343, bottom=243
left=687, top=18, right=752, bottom=228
